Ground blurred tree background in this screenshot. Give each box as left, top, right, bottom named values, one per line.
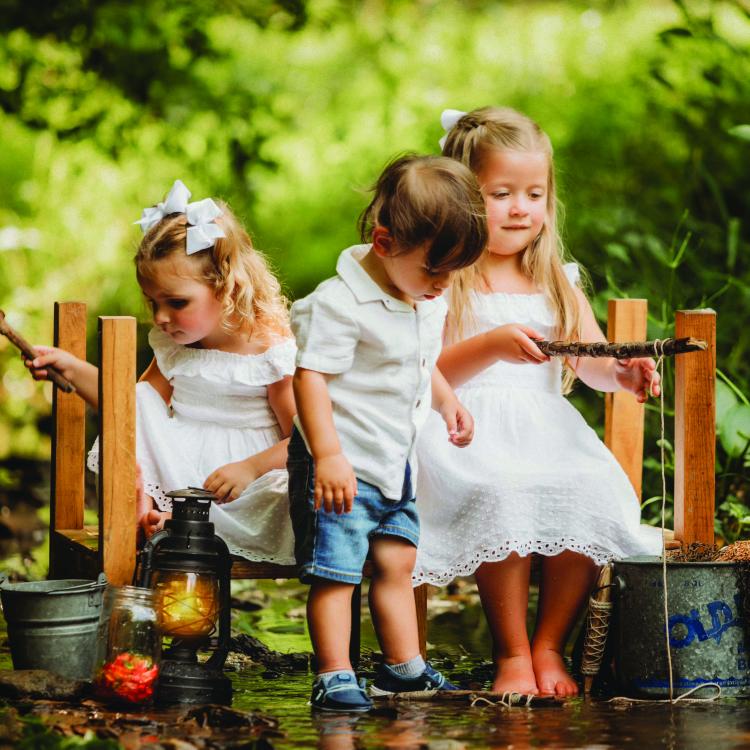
left=0, top=0, right=748, bottom=541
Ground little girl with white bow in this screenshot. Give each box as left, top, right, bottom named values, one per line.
left=27, top=180, right=296, bottom=563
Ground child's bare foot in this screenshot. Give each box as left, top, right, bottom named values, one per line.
left=491, top=654, right=539, bottom=695
left=531, top=645, right=578, bottom=696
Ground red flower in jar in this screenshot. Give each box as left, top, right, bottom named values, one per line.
left=97, top=652, right=159, bottom=704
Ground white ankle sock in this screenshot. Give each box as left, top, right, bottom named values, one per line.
left=389, top=655, right=426, bottom=678
left=317, top=669, right=356, bottom=685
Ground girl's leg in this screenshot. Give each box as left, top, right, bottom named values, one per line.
left=368, top=536, right=421, bottom=664
left=308, top=579, right=356, bottom=673
left=475, top=554, right=537, bottom=694
left=531, top=550, right=598, bottom=696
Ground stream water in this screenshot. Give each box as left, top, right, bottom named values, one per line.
left=221, top=580, right=750, bottom=749
left=1, top=569, right=749, bottom=747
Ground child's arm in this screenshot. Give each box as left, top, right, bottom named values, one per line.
left=293, top=367, right=358, bottom=514
left=569, top=288, right=660, bottom=403
left=431, top=367, right=474, bottom=447
left=436, top=324, right=549, bottom=388
left=138, top=357, right=173, bottom=405
left=24, top=346, right=99, bottom=409
left=203, top=375, right=296, bottom=503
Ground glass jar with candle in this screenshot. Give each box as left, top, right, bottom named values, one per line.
left=96, top=586, right=161, bottom=706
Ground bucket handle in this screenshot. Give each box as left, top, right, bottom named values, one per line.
left=45, top=572, right=108, bottom=595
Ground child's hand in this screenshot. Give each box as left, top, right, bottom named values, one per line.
left=204, top=458, right=260, bottom=503
left=313, top=453, right=358, bottom=514
left=615, top=357, right=661, bottom=403
left=22, top=345, right=81, bottom=382
left=139, top=509, right=169, bottom=540
left=489, top=324, right=549, bottom=364
left=440, top=397, right=474, bottom=447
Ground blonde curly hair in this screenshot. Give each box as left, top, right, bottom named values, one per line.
left=135, top=201, right=290, bottom=342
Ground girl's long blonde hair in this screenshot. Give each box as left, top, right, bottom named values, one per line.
left=442, top=107, right=585, bottom=392
left=135, top=201, right=290, bottom=342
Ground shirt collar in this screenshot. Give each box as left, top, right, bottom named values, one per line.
left=336, top=244, right=414, bottom=312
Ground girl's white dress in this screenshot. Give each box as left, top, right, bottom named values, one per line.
left=88, top=327, right=296, bottom=564
left=413, top=264, right=662, bottom=585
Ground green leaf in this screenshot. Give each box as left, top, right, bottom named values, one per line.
left=719, top=403, right=750, bottom=458
left=716, top=380, right=738, bottom=426
left=604, top=242, right=629, bottom=263
left=728, top=124, right=750, bottom=142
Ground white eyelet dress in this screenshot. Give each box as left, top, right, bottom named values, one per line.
left=412, top=264, right=662, bottom=586
left=88, top=327, right=296, bottom=564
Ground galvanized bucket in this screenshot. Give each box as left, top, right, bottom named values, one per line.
left=613, top=556, right=749, bottom=697
left=0, top=573, right=107, bottom=680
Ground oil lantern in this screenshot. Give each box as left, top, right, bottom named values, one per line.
left=138, top=488, right=232, bottom=705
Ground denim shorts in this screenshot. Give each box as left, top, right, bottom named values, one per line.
left=287, top=428, right=420, bottom=584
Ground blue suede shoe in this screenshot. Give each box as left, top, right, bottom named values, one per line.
left=370, top=662, right=459, bottom=696
left=310, top=672, right=373, bottom=712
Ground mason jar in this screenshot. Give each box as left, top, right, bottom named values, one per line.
left=95, top=585, right=161, bottom=705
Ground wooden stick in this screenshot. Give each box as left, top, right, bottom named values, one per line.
left=535, top=337, right=706, bottom=360
left=0, top=310, right=76, bottom=393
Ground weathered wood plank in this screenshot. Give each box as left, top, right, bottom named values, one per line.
left=49, top=302, right=87, bottom=579
left=674, top=309, right=716, bottom=546
left=604, top=299, right=647, bottom=500
left=98, top=317, right=137, bottom=585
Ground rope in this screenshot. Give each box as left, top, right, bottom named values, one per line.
left=607, top=682, right=721, bottom=705
left=580, top=595, right=613, bottom=676
left=654, top=343, right=674, bottom=702
left=579, top=343, right=720, bottom=704
left=470, top=692, right=536, bottom=708
left=653, top=342, right=719, bottom=704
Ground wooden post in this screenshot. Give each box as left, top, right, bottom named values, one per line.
left=98, top=316, right=137, bottom=586
left=674, top=309, right=716, bottom=547
left=49, top=302, right=87, bottom=578
left=604, top=299, right=648, bottom=500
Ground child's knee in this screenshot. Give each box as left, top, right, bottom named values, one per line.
left=370, top=537, right=417, bottom=579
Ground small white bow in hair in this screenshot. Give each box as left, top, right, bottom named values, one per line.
left=184, top=198, right=225, bottom=254
left=438, top=109, right=467, bottom=149
left=134, top=179, right=226, bottom=254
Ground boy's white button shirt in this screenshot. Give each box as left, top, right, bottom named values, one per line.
left=291, top=244, right=447, bottom=501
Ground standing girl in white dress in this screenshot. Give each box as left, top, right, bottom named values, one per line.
left=413, top=108, right=663, bottom=697
left=28, top=180, right=296, bottom=563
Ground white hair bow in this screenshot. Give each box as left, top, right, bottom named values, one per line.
left=438, top=109, right=467, bottom=150
left=135, top=179, right=226, bottom=254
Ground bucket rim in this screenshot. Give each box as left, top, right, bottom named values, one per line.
left=614, top=554, right=736, bottom=567
left=0, top=573, right=107, bottom=594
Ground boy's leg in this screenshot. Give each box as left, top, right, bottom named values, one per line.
left=308, top=579, right=356, bottom=673
left=474, top=554, right=537, bottom=695
left=368, top=535, right=456, bottom=695
left=531, top=550, right=598, bottom=697
left=368, top=536, right=420, bottom=663
left=307, top=578, right=372, bottom=711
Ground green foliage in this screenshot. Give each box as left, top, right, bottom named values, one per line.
left=0, top=0, right=748, bottom=540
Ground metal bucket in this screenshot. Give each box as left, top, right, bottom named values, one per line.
left=0, top=573, right=107, bottom=680
left=613, top=556, right=749, bottom=697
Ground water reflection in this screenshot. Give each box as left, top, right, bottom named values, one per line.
left=229, top=663, right=750, bottom=750
left=146, top=578, right=750, bottom=748
left=2, top=573, right=750, bottom=748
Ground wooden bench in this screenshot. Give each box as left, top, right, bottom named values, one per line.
left=47, top=300, right=716, bottom=659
